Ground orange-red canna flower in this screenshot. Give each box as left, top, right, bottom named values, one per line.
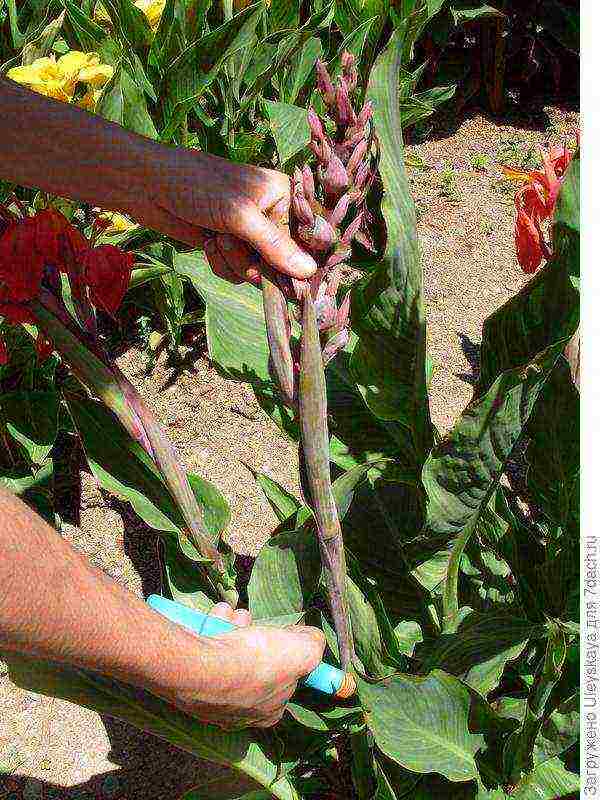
left=81, top=244, right=135, bottom=316
left=503, top=141, right=575, bottom=273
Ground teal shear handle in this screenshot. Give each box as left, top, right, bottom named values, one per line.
left=147, top=595, right=354, bottom=698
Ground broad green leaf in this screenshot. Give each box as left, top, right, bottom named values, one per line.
left=160, top=3, right=264, bottom=139
left=2, top=654, right=299, bottom=800
left=449, top=2, right=504, bottom=26
left=98, top=0, right=153, bottom=49
left=419, top=611, right=545, bottom=696
left=347, top=575, right=395, bottom=678
left=542, top=0, right=579, bottom=54
left=479, top=151, right=579, bottom=392
left=1, top=390, right=59, bottom=464
left=373, top=754, right=419, bottom=800
left=525, top=358, right=579, bottom=535
left=66, top=395, right=227, bottom=543
left=21, top=11, right=65, bottom=65
left=248, top=528, right=321, bottom=619
left=359, top=670, right=485, bottom=782
left=417, top=341, right=566, bottom=623
left=400, top=84, right=456, bottom=128
left=264, top=100, right=310, bottom=166
left=62, top=1, right=106, bottom=52
left=250, top=469, right=301, bottom=522
left=479, top=757, right=579, bottom=799
left=97, top=64, right=158, bottom=138
left=176, top=251, right=270, bottom=384
left=268, top=0, right=299, bottom=31
left=279, top=36, right=322, bottom=104
left=351, top=30, right=434, bottom=466
left=0, top=462, right=55, bottom=525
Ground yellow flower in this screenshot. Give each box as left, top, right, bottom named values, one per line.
left=134, top=0, right=166, bottom=31
left=7, top=52, right=113, bottom=105
left=77, top=88, right=103, bottom=111
left=96, top=211, right=138, bottom=233
left=95, top=0, right=165, bottom=32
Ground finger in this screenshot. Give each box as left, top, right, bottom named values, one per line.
left=232, top=205, right=316, bottom=279
left=285, top=626, right=327, bottom=676
left=232, top=608, right=252, bottom=627
left=210, top=602, right=235, bottom=622
left=215, top=234, right=259, bottom=281
left=205, top=240, right=243, bottom=284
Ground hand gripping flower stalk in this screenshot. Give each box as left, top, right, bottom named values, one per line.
left=0, top=205, right=237, bottom=605
left=261, top=53, right=376, bottom=672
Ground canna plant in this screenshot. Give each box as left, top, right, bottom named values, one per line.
left=3, top=31, right=580, bottom=800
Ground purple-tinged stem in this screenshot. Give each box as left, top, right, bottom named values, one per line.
left=261, top=272, right=296, bottom=408
left=298, top=289, right=354, bottom=671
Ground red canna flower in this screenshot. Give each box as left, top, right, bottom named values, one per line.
left=81, top=244, right=135, bottom=316
left=504, top=140, right=575, bottom=273
left=0, top=217, right=45, bottom=305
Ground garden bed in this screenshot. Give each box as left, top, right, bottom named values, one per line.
left=1, top=99, right=579, bottom=799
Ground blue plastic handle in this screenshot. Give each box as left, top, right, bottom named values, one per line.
left=147, top=594, right=346, bottom=697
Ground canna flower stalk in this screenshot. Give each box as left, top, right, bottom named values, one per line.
left=261, top=52, right=376, bottom=672
left=0, top=204, right=237, bottom=605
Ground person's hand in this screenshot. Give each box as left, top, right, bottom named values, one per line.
left=154, top=603, right=326, bottom=730
left=136, top=148, right=317, bottom=285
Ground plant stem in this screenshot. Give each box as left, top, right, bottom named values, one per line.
left=441, top=519, right=476, bottom=634
left=504, top=625, right=567, bottom=785
left=261, top=273, right=296, bottom=408
left=31, top=301, right=237, bottom=605
left=298, top=290, right=354, bottom=670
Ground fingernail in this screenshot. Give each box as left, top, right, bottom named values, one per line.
left=291, top=251, right=317, bottom=277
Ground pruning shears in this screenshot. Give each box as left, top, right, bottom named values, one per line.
left=147, top=595, right=356, bottom=699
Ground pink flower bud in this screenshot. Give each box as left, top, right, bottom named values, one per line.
left=328, top=193, right=351, bottom=228
left=302, top=165, right=315, bottom=204
left=347, top=138, right=368, bottom=177
left=292, top=191, right=315, bottom=226
left=324, top=246, right=351, bottom=270
left=322, top=328, right=349, bottom=366
left=297, top=215, right=337, bottom=252
left=335, top=80, right=356, bottom=129
left=323, top=153, right=349, bottom=198
left=341, top=210, right=364, bottom=245
left=355, top=228, right=377, bottom=253
left=316, top=59, right=335, bottom=106
left=310, top=138, right=332, bottom=164
left=335, top=290, right=351, bottom=330
left=314, top=294, right=338, bottom=330
left=341, top=51, right=358, bottom=92
left=308, top=108, right=325, bottom=142
left=357, top=101, right=373, bottom=128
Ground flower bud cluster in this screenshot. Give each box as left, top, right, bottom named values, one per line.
left=288, top=52, right=376, bottom=364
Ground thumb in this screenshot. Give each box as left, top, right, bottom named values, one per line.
left=284, top=625, right=326, bottom=677
left=233, top=205, right=317, bottom=279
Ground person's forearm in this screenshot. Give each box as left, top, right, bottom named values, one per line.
left=1, top=79, right=175, bottom=214
left=0, top=486, right=209, bottom=693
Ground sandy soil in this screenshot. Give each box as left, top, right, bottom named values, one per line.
left=1, top=101, right=579, bottom=799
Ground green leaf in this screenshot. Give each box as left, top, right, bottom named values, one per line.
left=419, top=610, right=545, bottom=696
left=154, top=272, right=185, bottom=347
left=279, top=36, right=322, bottom=104
left=359, top=670, right=485, bottom=782
left=176, top=251, right=270, bottom=383
left=21, top=10, right=65, bottom=65
left=250, top=469, right=301, bottom=522
left=97, top=64, right=158, bottom=138
left=525, top=358, right=579, bottom=534
left=0, top=462, right=55, bottom=525
left=449, top=2, right=504, bottom=26
left=268, top=0, right=299, bottom=30
left=65, top=395, right=227, bottom=545
left=264, top=100, right=310, bottom=166
left=62, top=0, right=106, bottom=50
left=417, top=341, right=566, bottom=624
left=98, top=0, right=153, bottom=49
left=479, top=151, right=579, bottom=393
left=160, top=3, right=264, bottom=139
left=542, top=0, right=579, bottom=54
left=248, top=527, right=321, bottom=619
left=1, top=390, right=59, bottom=465
left=2, top=655, right=299, bottom=800
left=351, top=30, right=434, bottom=466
